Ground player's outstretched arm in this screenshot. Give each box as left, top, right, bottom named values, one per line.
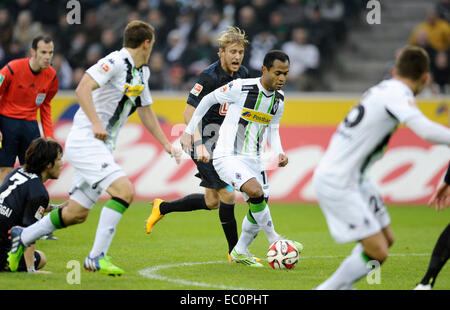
left=138, top=105, right=181, bottom=164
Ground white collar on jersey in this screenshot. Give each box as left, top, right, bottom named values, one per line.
left=119, top=47, right=135, bottom=67
left=390, top=78, right=414, bottom=97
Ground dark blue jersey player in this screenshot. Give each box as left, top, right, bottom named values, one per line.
left=1, top=138, right=63, bottom=273
left=146, top=27, right=254, bottom=261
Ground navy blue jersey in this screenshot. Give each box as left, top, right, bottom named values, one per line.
left=0, top=167, right=49, bottom=243
left=187, top=60, right=248, bottom=150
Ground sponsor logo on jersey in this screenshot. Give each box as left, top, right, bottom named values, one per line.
left=190, top=83, right=203, bottom=96
left=0, top=73, right=5, bottom=86
left=242, top=85, right=254, bottom=91
left=241, top=108, right=273, bottom=125
left=123, top=84, right=144, bottom=97
left=101, top=62, right=110, bottom=72
left=35, top=93, right=46, bottom=106
left=219, top=102, right=229, bottom=115
left=0, top=205, right=12, bottom=218
left=34, top=206, right=46, bottom=220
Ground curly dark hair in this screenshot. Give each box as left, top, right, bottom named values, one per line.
left=24, top=138, right=63, bottom=175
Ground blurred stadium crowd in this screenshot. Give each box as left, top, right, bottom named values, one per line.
left=0, top=0, right=448, bottom=92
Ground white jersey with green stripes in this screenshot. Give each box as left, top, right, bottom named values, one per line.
left=71, top=48, right=152, bottom=151
left=207, top=78, right=285, bottom=158
left=314, top=78, right=424, bottom=188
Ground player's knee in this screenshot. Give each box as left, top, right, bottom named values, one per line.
left=108, top=178, right=135, bottom=204
left=386, top=234, right=395, bottom=248
left=366, top=246, right=389, bottom=263
left=246, top=186, right=264, bottom=198
left=205, top=196, right=220, bottom=210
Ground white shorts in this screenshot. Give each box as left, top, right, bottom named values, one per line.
left=312, top=173, right=391, bottom=244
left=213, top=156, right=269, bottom=201
left=65, top=129, right=126, bottom=209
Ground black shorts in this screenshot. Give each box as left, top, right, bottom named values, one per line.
left=0, top=115, right=40, bottom=166
left=192, top=158, right=229, bottom=189
left=0, top=244, right=42, bottom=272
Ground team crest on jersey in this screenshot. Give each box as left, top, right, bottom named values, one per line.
left=241, top=108, right=273, bottom=125
left=123, top=84, right=144, bottom=97
left=272, top=98, right=280, bottom=114
left=35, top=93, right=46, bottom=106
left=34, top=206, right=46, bottom=220
left=0, top=73, right=4, bottom=86
left=190, top=83, right=203, bottom=96
left=219, top=102, right=229, bottom=115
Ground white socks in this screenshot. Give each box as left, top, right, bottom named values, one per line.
left=21, top=214, right=55, bottom=246
left=316, top=243, right=372, bottom=290
left=89, top=207, right=122, bottom=257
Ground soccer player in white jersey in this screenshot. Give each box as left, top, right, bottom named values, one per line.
left=313, top=45, right=450, bottom=289
left=181, top=50, right=303, bottom=267
left=6, top=21, right=181, bottom=276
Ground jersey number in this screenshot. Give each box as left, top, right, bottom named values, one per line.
left=344, top=104, right=365, bottom=128
left=0, top=173, right=27, bottom=204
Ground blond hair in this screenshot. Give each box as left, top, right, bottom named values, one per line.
left=217, top=26, right=249, bottom=51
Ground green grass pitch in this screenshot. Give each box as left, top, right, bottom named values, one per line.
left=1, top=201, right=448, bottom=290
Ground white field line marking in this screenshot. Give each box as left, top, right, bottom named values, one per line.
left=138, top=253, right=429, bottom=289
left=138, top=261, right=257, bottom=290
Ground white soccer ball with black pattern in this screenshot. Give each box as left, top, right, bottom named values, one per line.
left=267, top=239, right=299, bottom=269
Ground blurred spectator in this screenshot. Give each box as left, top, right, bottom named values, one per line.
left=282, top=27, right=320, bottom=91
left=100, top=29, right=121, bottom=56
left=12, top=10, right=43, bottom=51
left=148, top=51, right=167, bottom=90
left=320, top=0, right=347, bottom=42
left=183, top=29, right=216, bottom=77
left=250, top=0, right=274, bottom=27
left=97, top=0, right=131, bottom=34
left=431, top=51, right=450, bottom=94
left=52, top=54, right=73, bottom=90
left=71, top=67, right=85, bottom=89
left=249, top=30, right=278, bottom=76
left=412, top=30, right=438, bottom=65
left=84, top=43, right=103, bottom=68
left=236, top=5, right=262, bottom=42
left=53, top=14, right=76, bottom=55
left=301, top=4, right=336, bottom=65
left=436, top=0, right=450, bottom=22
left=165, top=65, right=186, bottom=91
left=158, top=0, right=181, bottom=32
left=165, top=29, right=188, bottom=65
left=278, top=0, right=305, bottom=26
left=146, top=9, right=170, bottom=51
left=80, top=10, right=103, bottom=46
left=0, top=0, right=362, bottom=92
left=409, top=10, right=450, bottom=52
left=67, top=32, right=88, bottom=68
left=0, top=40, right=25, bottom=68
left=0, top=7, right=13, bottom=49
left=198, top=8, right=232, bottom=46
left=269, top=10, right=291, bottom=45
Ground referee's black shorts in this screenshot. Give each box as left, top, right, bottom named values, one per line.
left=0, top=115, right=40, bottom=166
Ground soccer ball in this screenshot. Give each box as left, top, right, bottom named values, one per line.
left=267, top=239, right=299, bottom=270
